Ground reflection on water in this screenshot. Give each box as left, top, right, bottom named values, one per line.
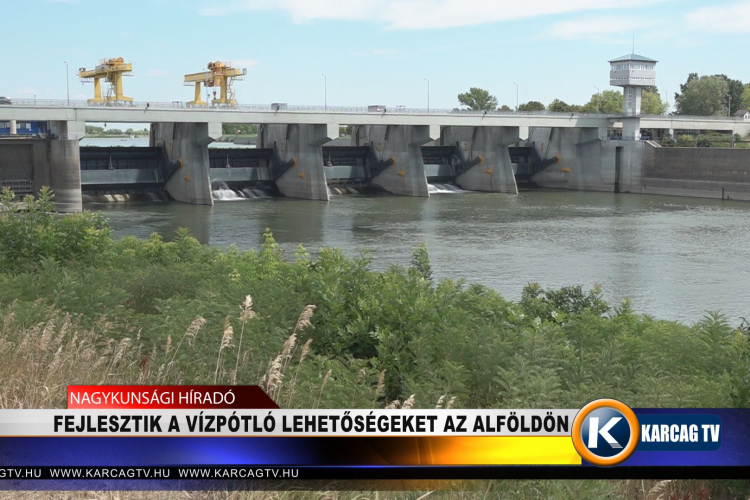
left=90, top=190, right=750, bottom=324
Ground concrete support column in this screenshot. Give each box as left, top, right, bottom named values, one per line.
left=150, top=122, right=219, bottom=205
left=9, top=119, right=17, bottom=135
left=443, top=126, right=519, bottom=194
left=355, top=125, right=437, bottom=197
left=259, top=123, right=335, bottom=201
left=47, top=139, right=82, bottom=213
left=622, top=117, right=641, bottom=141
left=49, top=120, right=86, bottom=140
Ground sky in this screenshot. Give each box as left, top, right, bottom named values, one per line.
left=2, top=0, right=750, bottom=112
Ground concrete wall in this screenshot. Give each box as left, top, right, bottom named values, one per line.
left=0, top=142, right=34, bottom=182
left=354, top=125, right=436, bottom=197
left=641, top=144, right=750, bottom=200
left=442, top=126, right=519, bottom=193
left=0, top=139, right=82, bottom=212
left=259, top=123, right=332, bottom=201
left=530, top=127, right=643, bottom=193
left=150, top=122, right=217, bottom=205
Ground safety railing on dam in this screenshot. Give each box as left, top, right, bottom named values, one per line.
left=4, top=98, right=748, bottom=122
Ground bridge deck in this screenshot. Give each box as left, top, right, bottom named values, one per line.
left=2, top=102, right=747, bottom=134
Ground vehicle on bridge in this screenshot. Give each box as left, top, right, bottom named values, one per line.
left=0, top=97, right=11, bottom=105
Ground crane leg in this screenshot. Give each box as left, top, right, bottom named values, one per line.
left=187, top=82, right=206, bottom=107
left=88, top=77, right=106, bottom=105
left=110, top=74, right=133, bottom=103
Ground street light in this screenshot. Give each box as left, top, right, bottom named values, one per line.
left=593, top=86, right=600, bottom=113
left=424, top=78, right=430, bottom=113
left=728, top=94, right=732, bottom=117
left=322, top=74, right=327, bottom=111
left=513, top=82, right=519, bottom=113
left=64, top=61, right=70, bottom=106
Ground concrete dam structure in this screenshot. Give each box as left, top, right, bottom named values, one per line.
left=3, top=105, right=750, bottom=210
left=5, top=125, right=750, bottom=211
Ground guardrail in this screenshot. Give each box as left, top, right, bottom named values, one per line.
left=3, top=98, right=746, bottom=122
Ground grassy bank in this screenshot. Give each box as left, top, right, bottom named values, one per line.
left=1, top=188, right=749, bottom=498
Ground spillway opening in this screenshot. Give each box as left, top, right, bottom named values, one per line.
left=428, top=183, right=469, bottom=194
left=82, top=188, right=171, bottom=203
left=211, top=181, right=278, bottom=201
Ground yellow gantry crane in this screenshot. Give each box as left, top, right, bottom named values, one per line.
left=184, top=61, right=247, bottom=107
left=78, top=58, right=133, bottom=105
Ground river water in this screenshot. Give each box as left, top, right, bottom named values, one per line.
left=86, top=190, right=750, bottom=324
left=82, top=138, right=750, bottom=324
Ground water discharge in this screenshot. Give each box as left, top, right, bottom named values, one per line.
left=428, top=183, right=468, bottom=194
left=211, top=183, right=274, bottom=201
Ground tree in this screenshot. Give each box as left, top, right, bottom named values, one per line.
left=675, top=75, right=729, bottom=116
left=742, top=84, right=750, bottom=111
left=457, top=87, right=498, bottom=111
left=222, top=124, right=258, bottom=135
left=717, top=75, right=744, bottom=115
left=641, top=90, right=667, bottom=115
left=581, top=90, right=622, bottom=113
left=548, top=99, right=571, bottom=112
left=498, top=104, right=512, bottom=112
left=677, top=73, right=698, bottom=102
left=517, top=101, right=545, bottom=112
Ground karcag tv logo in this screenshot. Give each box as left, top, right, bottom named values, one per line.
left=572, top=399, right=640, bottom=466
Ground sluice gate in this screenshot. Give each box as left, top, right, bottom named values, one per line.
left=75, top=144, right=558, bottom=197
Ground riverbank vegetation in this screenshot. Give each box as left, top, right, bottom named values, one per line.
left=1, top=188, right=749, bottom=498
left=85, top=125, right=149, bottom=137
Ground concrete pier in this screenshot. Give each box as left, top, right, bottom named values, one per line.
left=529, top=127, right=645, bottom=193
left=150, top=122, right=220, bottom=205
left=46, top=139, right=83, bottom=213
left=442, top=126, right=519, bottom=193
left=259, top=123, right=334, bottom=201
left=354, top=125, right=437, bottom=197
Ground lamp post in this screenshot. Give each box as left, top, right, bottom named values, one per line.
left=424, top=78, right=430, bottom=113
left=513, top=82, right=519, bottom=113
left=593, top=86, right=600, bottom=113
left=728, top=94, right=732, bottom=117
left=64, top=61, right=70, bottom=106
left=322, top=74, right=327, bottom=111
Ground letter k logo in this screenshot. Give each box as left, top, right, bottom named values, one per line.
left=587, top=417, right=623, bottom=449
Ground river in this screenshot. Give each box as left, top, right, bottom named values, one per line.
left=82, top=138, right=750, bottom=324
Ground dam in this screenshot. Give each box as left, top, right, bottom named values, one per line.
left=3, top=52, right=750, bottom=211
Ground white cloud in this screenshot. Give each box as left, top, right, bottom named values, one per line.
left=686, top=0, right=750, bottom=33
left=551, top=16, right=658, bottom=41
left=146, top=69, right=170, bottom=77
left=200, top=0, right=666, bottom=29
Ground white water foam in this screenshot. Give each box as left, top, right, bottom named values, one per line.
left=212, top=185, right=275, bottom=201
left=428, top=183, right=467, bottom=194
left=212, top=188, right=246, bottom=201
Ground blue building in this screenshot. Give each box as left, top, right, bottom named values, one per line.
left=0, top=121, right=48, bottom=135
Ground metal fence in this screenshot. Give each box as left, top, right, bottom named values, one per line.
left=4, top=97, right=747, bottom=122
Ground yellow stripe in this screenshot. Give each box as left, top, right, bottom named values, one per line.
left=423, top=437, right=581, bottom=465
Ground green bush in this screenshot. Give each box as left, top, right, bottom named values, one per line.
left=0, top=187, right=112, bottom=270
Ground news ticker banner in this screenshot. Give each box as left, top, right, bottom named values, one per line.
left=0, top=386, right=747, bottom=490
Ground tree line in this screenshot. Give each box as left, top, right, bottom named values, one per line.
left=457, top=73, right=750, bottom=117
left=85, top=125, right=149, bottom=136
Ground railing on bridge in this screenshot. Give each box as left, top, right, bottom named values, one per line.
left=4, top=98, right=746, bottom=122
